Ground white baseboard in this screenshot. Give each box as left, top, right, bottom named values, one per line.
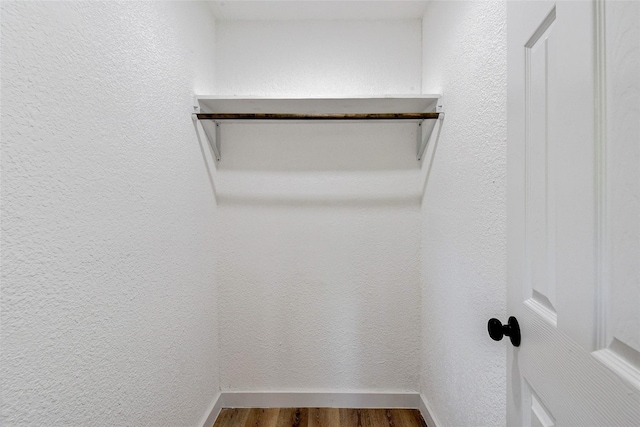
left=418, top=394, right=442, bottom=427
left=220, top=391, right=421, bottom=409
left=199, top=392, right=223, bottom=427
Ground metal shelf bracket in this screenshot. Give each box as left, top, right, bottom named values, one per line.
left=193, top=104, right=220, bottom=161
left=417, top=98, right=444, bottom=161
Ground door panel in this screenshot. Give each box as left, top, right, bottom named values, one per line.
left=524, top=383, right=556, bottom=427
left=524, top=5, right=558, bottom=325
left=591, top=0, right=640, bottom=389
left=507, top=1, right=640, bottom=425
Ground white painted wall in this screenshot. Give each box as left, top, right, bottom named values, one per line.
left=1, top=2, right=220, bottom=426
left=2, top=2, right=512, bottom=423
left=419, top=1, right=507, bottom=426
left=214, top=20, right=423, bottom=392
left=214, top=20, right=422, bottom=96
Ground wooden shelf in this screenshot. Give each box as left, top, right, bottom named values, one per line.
left=192, top=95, right=443, bottom=161
left=196, top=112, right=441, bottom=121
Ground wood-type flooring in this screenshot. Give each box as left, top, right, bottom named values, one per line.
left=212, top=408, right=428, bottom=427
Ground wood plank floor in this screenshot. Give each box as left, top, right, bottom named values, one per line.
left=212, top=408, right=428, bottom=427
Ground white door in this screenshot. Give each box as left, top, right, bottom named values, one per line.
left=506, top=1, right=640, bottom=425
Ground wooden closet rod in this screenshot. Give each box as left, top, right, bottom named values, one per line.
left=196, top=112, right=440, bottom=121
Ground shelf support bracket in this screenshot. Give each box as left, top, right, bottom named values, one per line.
left=417, top=98, right=444, bottom=161
left=193, top=105, right=221, bottom=161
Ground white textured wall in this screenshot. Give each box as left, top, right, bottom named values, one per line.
left=214, top=20, right=422, bottom=392
left=419, top=1, right=507, bottom=426
left=214, top=20, right=422, bottom=96
left=1, top=2, right=220, bottom=426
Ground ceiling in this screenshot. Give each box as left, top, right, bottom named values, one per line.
left=207, top=1, right=430, bottom=21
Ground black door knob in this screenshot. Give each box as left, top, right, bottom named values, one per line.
left=488, top=316, right=521, bottom=347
